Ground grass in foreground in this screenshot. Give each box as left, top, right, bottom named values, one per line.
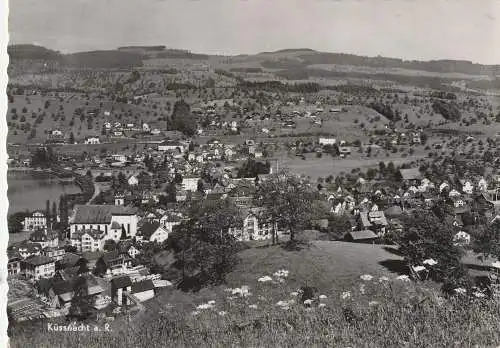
left=10, top=244, right=500, bottom=348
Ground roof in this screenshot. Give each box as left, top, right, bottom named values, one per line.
left=52, top=280, right=73, bottom=295
left=384, top=205, right=403, bottom=217
left=100, top=251, right=131, bottom=266
left=60, top=253, right=83, bottom=268
left=72, top=205, right=138, bottom=224
left=139, top=221, right=162, bottom=239
left=346, top=230, right=378, bottom=240
left=400, top=168, right=422, bottom=181
left=111, top=275, right=132, bottom=289
left=25, top=255, right=54, bottom=267
left=131, top=279, right=155, bottom=294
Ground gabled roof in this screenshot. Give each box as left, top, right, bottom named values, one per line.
left=345, top=230, right=378, bottom=240
left=111, top=275, right=132, bottom=289
left=131, top=279, right=154, bottom=294
left=72, top=205, right=138, bottom=224
left=25, top=255, right=54, bottom=267
left=139, top=221, right=162, bottom=239
left=400, top=168, right=422, bottom=181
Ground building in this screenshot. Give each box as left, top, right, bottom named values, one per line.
left=128, top=175, right=139, bottom=186
left=158, top=140, right=185, bottom=153
left=229, top=208, right=275, bottom=241
left=399, top=168, right=423, bottom=186
left=111, top=276, right=133, bottom=306
left=70, top=205, right=139, bottom=242
left=8, top=255, right=21, bottom=276
left=23, top=211, right=47, bottom=231
left=182, top=177, right=201, bottom=192
left=42, top=247, right=66, bottom=261
left=84, top=136, right=100, bottom=145
left=318, top=137, right=337, bottom=146
left=72, top=229, right=107, bottom=252
left=344, top=230, right=379, bottom=243
left=137, top=222, right=170, bottom=243
left=23, top=255, right=55, bottom=280
left=29, top=229, right=59, bottom=249
left=160, top=214, right=182, bottom=233
left=95, top=251, right=133, bottom=276
left=131, top=279, right=155, bottom=302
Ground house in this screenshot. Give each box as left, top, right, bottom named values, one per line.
left=95, top=251, right=133, bottom=276
left=131, top=279, right=155, bottom=302
left=11, top=242, right=42, bottom=259
left=182, top=177, right=201, bottom=192
left=23, top=211, right=47, bottom=231
left=42, top=247, right=65, bottom=261
left=318, top=137, right=337, bottom=146
left=229, top=208, right=275, bottom=241
left=23, top=255, right=55, bottom=280
left=399, top=168, right=422, bottom=186
left=454, top=231, right=471, bottom=246
left=72, top=229, right=107, bottom=252
left=119, top=243, right=141, bottom=259
left=29, top=229, right=59, bottom=249
left=84, top=136, right=100, bottom=145
left=160, top=214, right=182, bottom=233
left=128, top=175, right=139, bottom=187
left=111, top=154, right=127, bottom=163
left=137, top=221, right=170, bottom=243
left=158, top=140, right=185, bottom=153
left=111, top=276, right=132, bottom=306
left=8, top=255, right=21, bottom=276
left=344, top=230, right=379, bottom=243
left=339, top=147, right=351, bottom=158
left=358, top=211, right=388, bottom=236
left=70, top=205, right=139, bottom=242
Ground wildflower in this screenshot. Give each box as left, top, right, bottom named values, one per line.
left=379, top=276, right=390, bottom=282
left=473, top=291, right=486, bottom=298
left=248, top=304, right=258, bottom=309
left=491, top=261, right=500, bottom=269
left=218, top=311, right=227, bottom=316
left=258, top=276, right=273, bottom=283
left=319, top=295, right=327, bottom=299
left=318, top=303, right=327, bottom=308
left=395, top=275, right=410, bottom=281
left=412, top=265, right=426, bottom=273
left=454, top=287, right=466, bottom=295
left=273, top=269, right=289, bottom=278
left=423, top=259, right=438, bottom=266
left=368, top=301, right=379, bottom=307
left=341, top=291, right=351, bottom=300
left=304, top=299, right=313, bottom=305
left=196, top=303, right=215, bottom=310
left=360, top=274, right=373, bottom=281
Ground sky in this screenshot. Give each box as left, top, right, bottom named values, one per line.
left=7, top=0, right=500, bottom=64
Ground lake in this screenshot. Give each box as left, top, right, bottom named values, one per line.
left=8, top=171, right=81, bottom=214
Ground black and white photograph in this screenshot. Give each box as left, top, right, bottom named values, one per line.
left=3, top=0, right=500, bottom=347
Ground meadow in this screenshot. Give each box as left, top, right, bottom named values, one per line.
left=10, top=241, right=500, bottom=347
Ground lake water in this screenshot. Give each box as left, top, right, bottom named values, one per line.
left=8, top=171, right=81, bottom=214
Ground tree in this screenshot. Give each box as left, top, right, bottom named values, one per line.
left=45, top=200, right=50, bottom=223
left=8, top=212, right=29, bottom=233
left=255, top=170, right=316, bottom=243
left=326, top=214, right=352, bottom=240
left=170, top=100, right=197, bottom=136
left=472, top=221, right=500, bottom=261
left=104, top=239, right=117, bottom=252
left=167, top=200, right=242, bottom=289
left=68, top=275, right=94, bottom=320
left=51, top=202, right=57, bottom=226
left=397, top=209, right=467, bottom=287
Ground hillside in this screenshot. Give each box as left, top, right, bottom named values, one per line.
left=10, top=241, right=500, bottom=348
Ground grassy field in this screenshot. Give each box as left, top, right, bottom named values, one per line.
left=10, top=241, right=500, bottom=347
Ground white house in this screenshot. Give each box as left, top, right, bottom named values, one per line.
left=182, top=177, right=201, bottom=192
left=128, top=175, right=139, bottom=187
left=158, top=140, right=185, bottom=153
left=75, top=229, right=107, bottom=252
left=69, top=205, right=139, bottom=244
left=23, top=211, right=47, bottom=231
left=84, top=136, right=100, bottom=145
left=131, top=279, right=155, bottom=302
left=462, top=181, right=474, bottom=195
left=319, top=137, right=337, bottom=146
left=142, top=123, right=150, bottom=132
left=24, top=255, right=55, bottom=280
left=229, top=208, right=276, bottom=241
left=138, top=222, right=170, bottom=243
left=478, top=178, right=488, bottom=192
